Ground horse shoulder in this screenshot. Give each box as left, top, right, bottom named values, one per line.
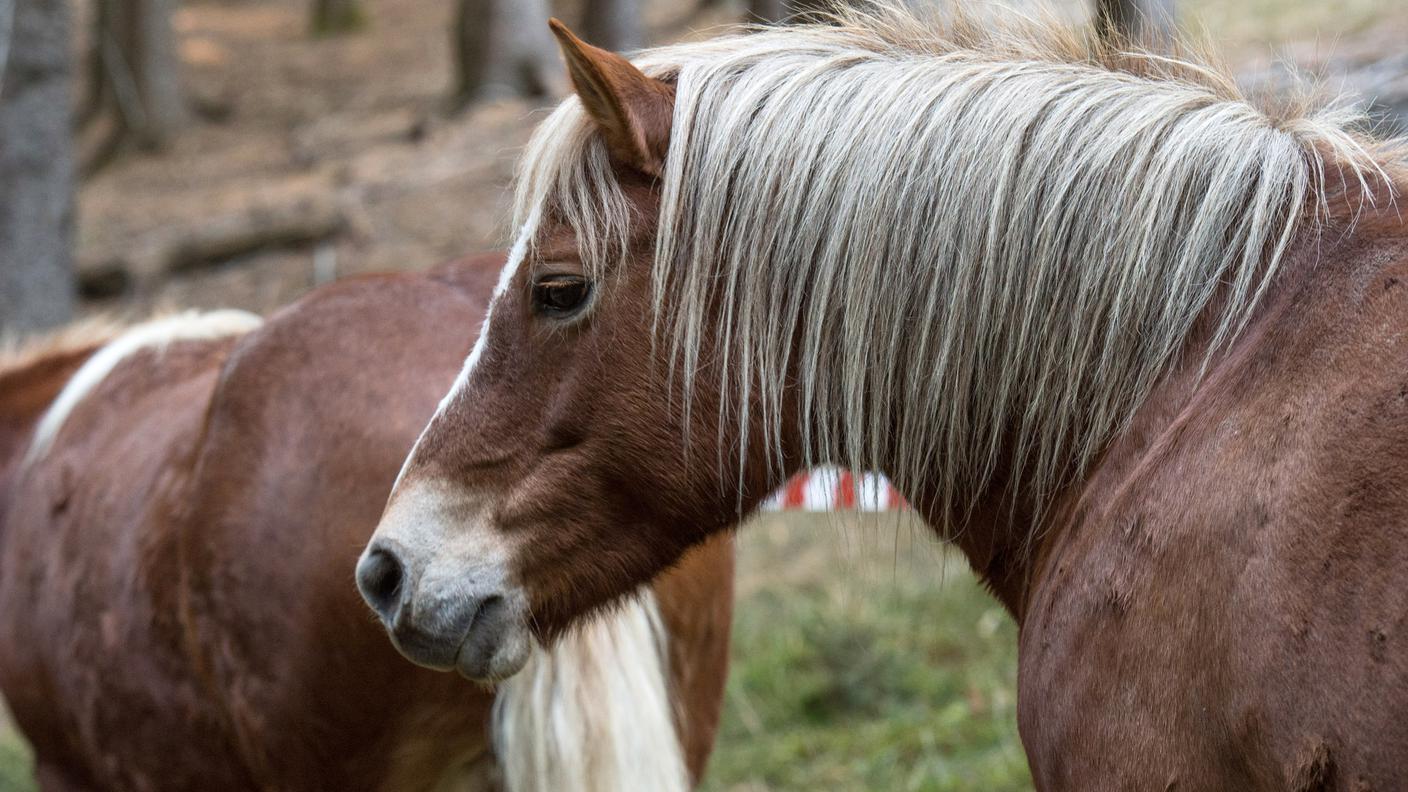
left=1019, top=216, right=1408, bottom=790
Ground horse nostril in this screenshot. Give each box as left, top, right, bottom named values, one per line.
left=356, top=546, right=406, bottom=621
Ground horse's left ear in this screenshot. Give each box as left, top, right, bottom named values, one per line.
left=548, top=19, right=673, bottom=179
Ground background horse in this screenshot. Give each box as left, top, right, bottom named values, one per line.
left=363, top=7, right=1408, bottom=791
left=0, top=251, right=733, bottom=791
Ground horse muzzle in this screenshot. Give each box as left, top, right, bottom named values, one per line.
left=356, top=480, right=533, bottom=682
left=356, top=540, right=532, bottom=681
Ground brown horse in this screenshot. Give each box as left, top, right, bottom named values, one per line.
left=361, top=8, right=1408, bottom=791
left=0, top=252, right=733, bottom=791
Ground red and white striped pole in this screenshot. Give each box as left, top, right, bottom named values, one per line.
left=763, top=466, right=908, bottom=512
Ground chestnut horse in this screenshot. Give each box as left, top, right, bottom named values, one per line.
left=0, top=252, right=733, bottom=791
left=361, top=7, right=1408, bottom=791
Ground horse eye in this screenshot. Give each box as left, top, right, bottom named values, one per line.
left=532, top=275, right=593, bottom=318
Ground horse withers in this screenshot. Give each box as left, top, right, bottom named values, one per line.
left=0, top=252, right=733, bottom=791
left=363, top=8, right=1408, bottom=791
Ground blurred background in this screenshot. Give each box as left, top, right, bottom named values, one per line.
left=0, top=0, right=1406, bottom=789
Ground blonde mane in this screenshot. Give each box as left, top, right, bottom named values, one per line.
left=0, top=318, right=124, bottom=381
left=513, top=3, right=1398, bottom=529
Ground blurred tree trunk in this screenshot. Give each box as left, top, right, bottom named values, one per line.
left=450, top=0, right=563, bottom=111
left=0, top=0, right=75, bottom=335
left=79, top=0, right=185, bottom=173
left=0, top=0, right=13, bottom=88
left=747, top=0, right=782, bottom=22
left=1095, top=0, right=1175, bottom=44
left=581, top=0, right=642, bottom=51
left=310, top=0, right=364, bottom=35
left=747, top=0, right=838, bottom=23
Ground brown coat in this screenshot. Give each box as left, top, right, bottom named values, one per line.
left=0, top=253, right=733, bottom=791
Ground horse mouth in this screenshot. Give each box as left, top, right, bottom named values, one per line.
left=388, top=619, right=463, bottom=671
left=451, top=593, right=533, bottom=682
left=384, top=589, right=532, bottom=682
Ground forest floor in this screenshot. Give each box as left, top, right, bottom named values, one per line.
left=5, top=0, right=1408, bottom=789
left=73, top=0, right=740, bottom=317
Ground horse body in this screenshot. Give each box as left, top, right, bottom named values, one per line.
left=0, top=253, right=732, bottom=790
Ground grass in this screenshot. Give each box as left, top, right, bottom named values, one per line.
left=0, top=699, right=33, bottom=792
left=0, top=742, right=32, bottom=792
left=703, top=512, right=1030, bottom=792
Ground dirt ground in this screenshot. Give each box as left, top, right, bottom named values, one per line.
left=76, top=0, right=1408, bottom=323
left=75, top=0, right=742, bottom=319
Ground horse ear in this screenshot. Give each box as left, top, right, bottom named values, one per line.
left=548, top=19, right=673, bottom=179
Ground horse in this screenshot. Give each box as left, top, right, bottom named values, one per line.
left=358, top=5, right=1408, bottom=790
left=0, top=251, right=734, bottom=792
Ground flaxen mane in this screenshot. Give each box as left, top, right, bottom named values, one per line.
left=0, top=319, right=124, bottom=382
left=513, top=3, right=1401, bottom=530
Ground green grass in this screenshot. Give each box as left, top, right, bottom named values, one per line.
left=703, top=513, right=1030, bottom=792
left=0, top=700, right=34, bottom=792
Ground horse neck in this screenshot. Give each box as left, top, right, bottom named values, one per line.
left=932, top=182, right=1404, bottom=619
left=921, top=469, right=1047, bottom=617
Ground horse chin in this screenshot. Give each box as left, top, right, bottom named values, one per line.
left=452, top=603, right=535, bottom=683
left=456, top=620, right=532, bottom=682
left=382, top=595, right=533, bottom=682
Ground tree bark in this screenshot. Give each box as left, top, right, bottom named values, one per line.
left=1094, top=0, right=1176, bottom=45
left=747, top=0, right=837, bottom=24
left=0, top=0, right=14, bottom=89
left=310, top=0, right=364, bottom=35
left=581, top=0, right=642, bottom=52
left=449, top=0, right=564, bottom=110
left=0, top=0, right=75, bottom=335
left=747, top=0, right=784, bottom=22
left=81, top=0, right=185, bottom=165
